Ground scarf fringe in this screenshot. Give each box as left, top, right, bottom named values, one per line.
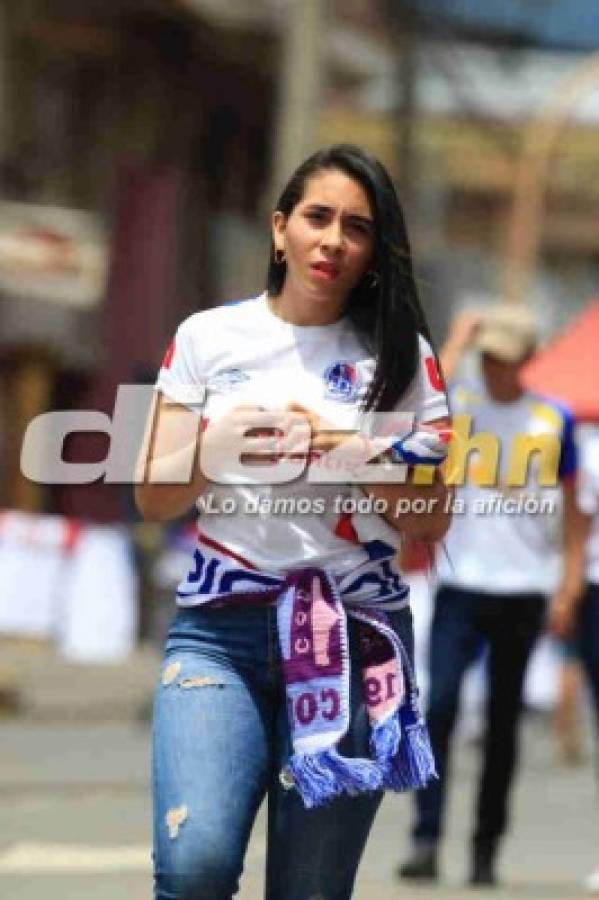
left=287, top=749, right=383, bottom=809
left=382, top=718, right=438, bottom=791
left=370, top=712, right=402, bottom=761
left=287, top=716, right=436, bottom=808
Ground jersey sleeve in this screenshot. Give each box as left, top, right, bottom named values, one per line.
left=579, top=468, right=599, bottom=517
left=155, top=317, right=206, bottom=412
left=557, top=406, right=577, bottom=482
left=399, top=335, right=449, bottom=424
left=577, top=427, right=599, bottom=515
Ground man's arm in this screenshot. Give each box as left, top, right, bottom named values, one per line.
left=438, top=311, right=483, bottom=383
left=548, top=477, right=592, bottom=638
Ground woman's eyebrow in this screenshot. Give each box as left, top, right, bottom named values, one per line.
left=305, top=203, right=373, bottom=225
left=304, top=203, right=332, bottom=213
left=346, top=213, right=374, bottom=227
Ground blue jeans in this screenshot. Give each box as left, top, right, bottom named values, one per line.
left=153, top=601, right=414, bottom=899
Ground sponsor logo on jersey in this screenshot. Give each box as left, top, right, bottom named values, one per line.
left=209, top=368, right=251, bottom=390
left=323, top=361, right=362, bottom=403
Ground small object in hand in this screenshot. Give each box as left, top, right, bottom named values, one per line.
left=390, top=425, right=450, bottom=466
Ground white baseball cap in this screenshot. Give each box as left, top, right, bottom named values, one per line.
left=476, top=305, right=537, bottom=363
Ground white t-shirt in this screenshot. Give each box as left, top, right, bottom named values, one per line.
left=577, top=424, right=599, bottom=585
left=437, top=380, right=577, bottom=595
left=155, top=293, right=448, bottom=606
left=0, top=511, right=80, bottom=638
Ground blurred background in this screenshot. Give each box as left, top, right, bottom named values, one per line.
left=1, top=1, right=599, bottom=897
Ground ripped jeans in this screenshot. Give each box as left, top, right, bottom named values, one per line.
left=152, top=601, right=414, bottom=900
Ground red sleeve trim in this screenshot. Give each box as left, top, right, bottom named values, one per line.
left=424, top=356, right=444, bottom=393
left=161, top=339, right=175, bottom=369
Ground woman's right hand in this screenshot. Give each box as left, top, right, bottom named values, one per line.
left=202, top=405, right=312, bottom=473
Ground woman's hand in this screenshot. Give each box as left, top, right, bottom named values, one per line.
left=203, top=405, right=278, bottom=469
left=389, top=423, right=451, bottom=466
left=135, top=401, right=311, bottom=518
left=360, top=417, right=453, bottom=541
left=223, top=405, right=312, bottom=467
left=286, top=402, right=351, bottom=455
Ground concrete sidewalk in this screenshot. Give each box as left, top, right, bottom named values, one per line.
left=1, top=640, right=598, bottom=898
left=0, top=639, right=159, bottom=722
left=1, top=716, right=597, bottom=899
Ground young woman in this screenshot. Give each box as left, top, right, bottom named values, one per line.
left=136, top=144, right=451, bottom=900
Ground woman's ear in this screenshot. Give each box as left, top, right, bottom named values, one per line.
left=271, top=210, right=286, bottom=254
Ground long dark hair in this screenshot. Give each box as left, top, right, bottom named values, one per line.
left=267, top=144, right=436, bottom=412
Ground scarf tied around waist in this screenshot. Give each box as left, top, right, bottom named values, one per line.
left=194, top=427, right=448, bottom=806
left=272, top=567, right=436, bottom=808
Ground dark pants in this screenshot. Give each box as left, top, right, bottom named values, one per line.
left=577, top=581, right=599, bottom=727
left=413, top=585, right=546, bottom=847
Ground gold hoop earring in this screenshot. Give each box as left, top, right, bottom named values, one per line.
left=274, top=249, right=286, bottom=265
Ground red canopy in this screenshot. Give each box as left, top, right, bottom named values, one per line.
left=521, top=300, right=599, bottom=422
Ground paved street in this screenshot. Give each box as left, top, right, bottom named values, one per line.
left=1, top=646, right=598, bottom=899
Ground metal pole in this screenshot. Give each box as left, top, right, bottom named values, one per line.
left=391, top=1, right=419, bottom=214
left=0, top=4, right=6, bottom=159
left=269, top=0, right=325, bottom=203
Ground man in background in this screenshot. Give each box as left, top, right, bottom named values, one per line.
left=550, top=422, right=599, bottom=894
left=399, top=306, right=580, bottom=887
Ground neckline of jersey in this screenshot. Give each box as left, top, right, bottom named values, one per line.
left=256, top=292, right=349, bottom=334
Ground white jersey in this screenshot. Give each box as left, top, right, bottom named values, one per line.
left=437, top=380, right=577, bottom=596
left=577, top=424, right=599, bottom=585
left=155, top=293, right=447, bottom=606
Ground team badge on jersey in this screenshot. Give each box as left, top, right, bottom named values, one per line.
left=323, top=361, right=362, bottom=403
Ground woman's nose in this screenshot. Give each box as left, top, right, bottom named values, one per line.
left=321, top=220, right=343, bottom=251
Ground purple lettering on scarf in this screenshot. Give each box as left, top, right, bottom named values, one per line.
left=321, top=687, right=340, bottom=720
left=284, top=574, right=342, bottom=683
left=358, top=618, right=404, bottom=721
left=286, top=683, right=342, bottom=731
left=296, top=692, right=318, bottom=725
